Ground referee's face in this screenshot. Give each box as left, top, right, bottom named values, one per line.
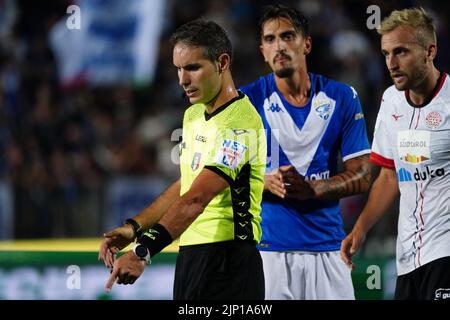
left=173, top=43, right=222, bottom=105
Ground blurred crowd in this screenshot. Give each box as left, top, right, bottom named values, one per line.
left=0, top=0, right=449, bottom=242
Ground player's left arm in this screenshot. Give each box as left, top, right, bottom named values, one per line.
left=158, top=168, right=229, bottom=238
left=308, top=154, right=372, bottom=200
left=309, top=85, right=372, bottom=200
left=281, top=154, right=372, bottom=201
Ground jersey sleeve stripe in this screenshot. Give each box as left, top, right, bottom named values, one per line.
left=370, top=152, right=395, bottom=169
left=342, top=149, right=371, bottom=162
left=204, top=166, right=233, bottom=186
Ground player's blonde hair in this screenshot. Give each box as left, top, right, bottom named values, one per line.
left=378, top=7, right=436, bottom=48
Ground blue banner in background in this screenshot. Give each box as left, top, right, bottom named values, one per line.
left=49, top=0, right=166, bottom=87
left=105, top=177, right=171, bottom=231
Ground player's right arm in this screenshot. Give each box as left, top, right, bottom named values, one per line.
left=98, top=179, right=181, bottom=267
left=340, top=167, right=399, bottom=269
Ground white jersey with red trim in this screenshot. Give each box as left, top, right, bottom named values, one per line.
left=370, top=72, right=450, bottom=275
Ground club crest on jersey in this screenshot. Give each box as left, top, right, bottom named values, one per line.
left=314, top=99, right=332, bottom=120
left=425, top=111, right=442, bottom=129
left=191, top=152, right=202, bottom=171
left=214, top=139, right=248, bottom=170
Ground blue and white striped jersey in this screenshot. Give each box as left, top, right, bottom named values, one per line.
left=241, top=72, right=370, bottom=252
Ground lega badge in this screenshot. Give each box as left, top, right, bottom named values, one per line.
left=191, top=152, right=202, bottom=171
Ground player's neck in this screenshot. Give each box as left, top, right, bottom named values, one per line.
left=408, top=67, right=441, bottom=106
left=275, top=70, right=311, bottom=107
left=205, top=73, right=238, bottom=114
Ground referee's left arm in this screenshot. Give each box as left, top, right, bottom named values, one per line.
left=158, top=168, right=229, bottom=240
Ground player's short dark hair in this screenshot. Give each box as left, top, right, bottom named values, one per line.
left=170, top=19, right=233, bottom=64
left=259, top=4, right=309, bottom=38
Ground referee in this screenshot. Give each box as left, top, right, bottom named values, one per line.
left=99, top=19, right=267, bottom=300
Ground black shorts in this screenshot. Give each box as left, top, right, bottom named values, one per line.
left=395, top=256, right=450, bottom=300
left=173, top=240, right=265, bottom=300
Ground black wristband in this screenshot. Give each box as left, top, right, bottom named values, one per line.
left=138, top=223, right=173, bottom=257
left=124, top=218, right=143, bottom=239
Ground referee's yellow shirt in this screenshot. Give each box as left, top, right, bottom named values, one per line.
left=179, top=92, right=266, bottom=246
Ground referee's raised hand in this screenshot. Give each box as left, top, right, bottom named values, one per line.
left=98, top=225, right=135, bottom=268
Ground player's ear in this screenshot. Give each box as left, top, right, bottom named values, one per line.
left=304, top=36, right=312, bottom=55
left=217, top=53, right=230, bottom=73
left=260, top=44, right=268, bottom=62
left=426, top=43, right=437, bottom=61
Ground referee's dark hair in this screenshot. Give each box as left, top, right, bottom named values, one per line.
left=259, top=4, right=309, bottom=38
left=170, top=19, right=233, bottom=64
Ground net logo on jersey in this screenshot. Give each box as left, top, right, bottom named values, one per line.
left=397, top=130, right=430, bottom=164
left=214, top=139, right=248, bottom=170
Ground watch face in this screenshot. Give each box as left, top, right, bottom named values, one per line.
left=135, top=245, right=148, bottom=258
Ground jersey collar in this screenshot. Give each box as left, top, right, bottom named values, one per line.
left=204, top=91, right=245, bottom=121
left=404, top=71, right=446, bottom=108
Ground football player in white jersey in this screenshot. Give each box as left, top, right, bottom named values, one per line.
left=341, top=7, right=450, bottom=300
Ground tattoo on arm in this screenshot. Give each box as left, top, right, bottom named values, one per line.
left=309, top=155, right=372, bottom=200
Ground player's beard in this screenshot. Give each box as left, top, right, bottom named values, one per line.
left=393, top=67, right=427, bottom=91
left=393, top=55, right=429, bottom=91
left=275, top=67, right=295, bottom=78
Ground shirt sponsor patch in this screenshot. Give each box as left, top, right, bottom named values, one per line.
left=214, top=139, right=248, bottom=170
left=397, top=130, right=431, bottom=164
left=354, top=112, right=364, bottom=120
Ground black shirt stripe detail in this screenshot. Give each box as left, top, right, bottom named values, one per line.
left=204, top=166, right=234, bottom=186
left=204, top=91, right=245, bottom=121
left=408, top=107, right=416, bottom=130
left=230, top=163, right=254, bottom=241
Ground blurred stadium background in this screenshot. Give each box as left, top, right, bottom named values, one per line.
left=0, top=0, right=449, bottom=299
